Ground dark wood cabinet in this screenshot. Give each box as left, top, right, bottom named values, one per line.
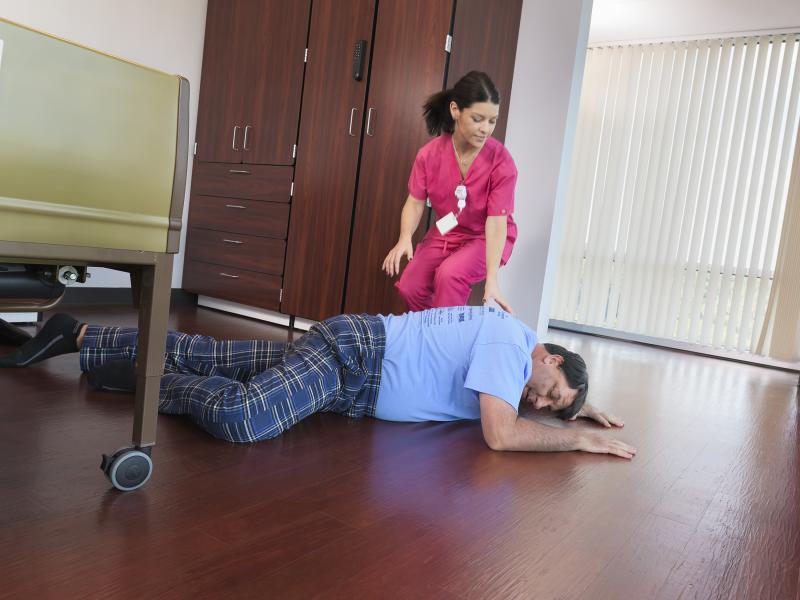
left=343, top=0, right=453, bottom=316
left=194, top=0, right=245, bottom=164
left=194, top=0, right=310, bottom=165
left=185, top=0, right=308, bottom=312
left=281, top=0, right=376, bottom=319
left=183, top=260, right=282, bottom=310
left=238, top=0, right=310, bottom=165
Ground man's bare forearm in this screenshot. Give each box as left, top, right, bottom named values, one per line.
left=479, top=394, right=635, bottom=458
left=490, top=417, right=583, bottom=452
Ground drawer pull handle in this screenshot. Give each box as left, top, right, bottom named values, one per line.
left=223, top=239, right=243, bottom=244
left=229, top=169, right=251, bottom=175
left=219, top=272, right=240, bottom=279
left=225, top=204, right=246, bottom=209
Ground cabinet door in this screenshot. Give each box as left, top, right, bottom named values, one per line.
left=343, top=0, right=453, bottom=315
left=195, top=0, right=248, bottom=163
left=241, top=0, right=311, bottom=165
left=281, top=0, right=376, bottom=320
left=447, top=0, right=522, bottom=143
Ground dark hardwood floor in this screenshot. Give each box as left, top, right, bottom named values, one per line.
left=1, top=305, right=798, bottom=599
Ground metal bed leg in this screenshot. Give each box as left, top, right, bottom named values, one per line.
left=133, top=255, right=173, bottom=447
left=100, top=255, right=173, bottom=491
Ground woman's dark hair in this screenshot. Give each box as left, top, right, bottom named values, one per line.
left=543, top=343, right=588, bottom=420
left=423, top=71, right=500, bottom=136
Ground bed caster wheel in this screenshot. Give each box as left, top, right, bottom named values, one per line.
left=100, top=447, right=153, bottom=491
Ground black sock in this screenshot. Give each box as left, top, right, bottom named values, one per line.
left=0, top=313, right=82, bottom=368
left=87, top=360, right=137, bottom=393
left=0, top=319, right=33, bottom=346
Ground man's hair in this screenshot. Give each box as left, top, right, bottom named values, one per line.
left=543, top=343, right=588, bottom=420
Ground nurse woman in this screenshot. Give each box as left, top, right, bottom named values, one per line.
left=381, top=71, right=518, bottom=313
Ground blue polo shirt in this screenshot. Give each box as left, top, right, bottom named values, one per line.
left=374, top=306, right=537, bottom=422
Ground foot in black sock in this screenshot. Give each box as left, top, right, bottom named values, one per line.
left=0, top=319, right=32, bottom=346
left=0, top=313, right=83, bottom=367
left=87, top=360, right=137, bottom=393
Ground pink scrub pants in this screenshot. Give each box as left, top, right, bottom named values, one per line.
left=395, top=234, right=487, bottom=310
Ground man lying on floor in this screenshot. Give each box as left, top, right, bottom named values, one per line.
left=0, top=307, right=636, bottom=458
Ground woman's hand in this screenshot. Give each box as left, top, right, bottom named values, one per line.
left=570, top=403, right=624, bottom=428
left=382, top=237, right=414, bottom=277
left=483, top=280, right=514, bottom=314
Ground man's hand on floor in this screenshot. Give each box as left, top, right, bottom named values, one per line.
left=579, top=431, right=636, bottom=459
left=571, top=402, right=624, bottom=428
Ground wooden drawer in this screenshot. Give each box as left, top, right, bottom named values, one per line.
left=191, top=162, right=293, bottom=202
left=188, top=195, right=290, bottom=238
left=182, top=260, right=281, bottom=311
left=186, top=228, right=285, bottom=275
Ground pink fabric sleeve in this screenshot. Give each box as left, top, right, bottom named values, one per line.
left=487, top=151, right=518, bottom=217
left=407, top=148, right=428, bottom=200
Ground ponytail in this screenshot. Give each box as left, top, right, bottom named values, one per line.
left=423, top=90, right=454, bottom=136
left=422, top=71, right=501, bottom=136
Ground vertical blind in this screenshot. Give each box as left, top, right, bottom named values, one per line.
left=552, top=34, right=800, bottom=353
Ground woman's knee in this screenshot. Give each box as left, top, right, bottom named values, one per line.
left=432, top=265, right=475, bottom=306
left=396, top=267, right=429, bottom=304
left=433, top=262, right=471, bottom=289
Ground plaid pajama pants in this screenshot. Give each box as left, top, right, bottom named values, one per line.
left=79, top=314, right=386, bottom=443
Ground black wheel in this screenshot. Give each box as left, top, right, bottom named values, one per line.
left=101, top=448, right=153, bottom=491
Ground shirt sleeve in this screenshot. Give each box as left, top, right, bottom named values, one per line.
left=486, top=151, right=518, bottom=217
left=464, top=342, right=531, bottom=411
left=407, top=148, right=428, bottom=201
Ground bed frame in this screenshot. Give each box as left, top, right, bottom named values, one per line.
left=0, top=18, right=189, bottom=491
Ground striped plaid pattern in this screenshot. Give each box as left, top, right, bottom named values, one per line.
left=79, top=314, right=386, bottom=443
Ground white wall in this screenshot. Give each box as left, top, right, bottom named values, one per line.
left=503, top=0, right=593, bottom=336
left=0, top=0, right=208, bottom=287
left=590, top=0, right=800, bottom=44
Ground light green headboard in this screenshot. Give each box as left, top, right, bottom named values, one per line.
left=0, top=18, right=188, bottom=253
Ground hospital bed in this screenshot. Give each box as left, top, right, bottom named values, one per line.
left=0, top=18, right=188, bottom=491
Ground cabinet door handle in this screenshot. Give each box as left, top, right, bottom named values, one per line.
left=228, top=169, right=251, bottom=175
left=222, top=239, right=243, bottom=244
left=243, top=125, right=252, bottom=151
left=225, top=204, right=246, bottom=209
left=366, top=108, right=376, bottom=136
left=219, top=272, right=240, bottom=279
left=348, top=108, right=357, bottom=136
left=232, top=125, right=241, bottom=151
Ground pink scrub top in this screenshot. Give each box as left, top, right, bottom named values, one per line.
left=407, top=133, right=518, bottom=263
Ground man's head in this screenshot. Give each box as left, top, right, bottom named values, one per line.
left=522, top=343, right=588, bottom=420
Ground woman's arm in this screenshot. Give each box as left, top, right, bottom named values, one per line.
left=483, top=215, right=513, bottom=312
left=382, top=194, right=426, bottom=276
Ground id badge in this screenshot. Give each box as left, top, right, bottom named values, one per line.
left=435, top=211, right=459, bottom=235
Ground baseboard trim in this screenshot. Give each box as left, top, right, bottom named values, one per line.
left=197, top=296, right=316, bottom=331
left=549, top=319, right=800, bottom=373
